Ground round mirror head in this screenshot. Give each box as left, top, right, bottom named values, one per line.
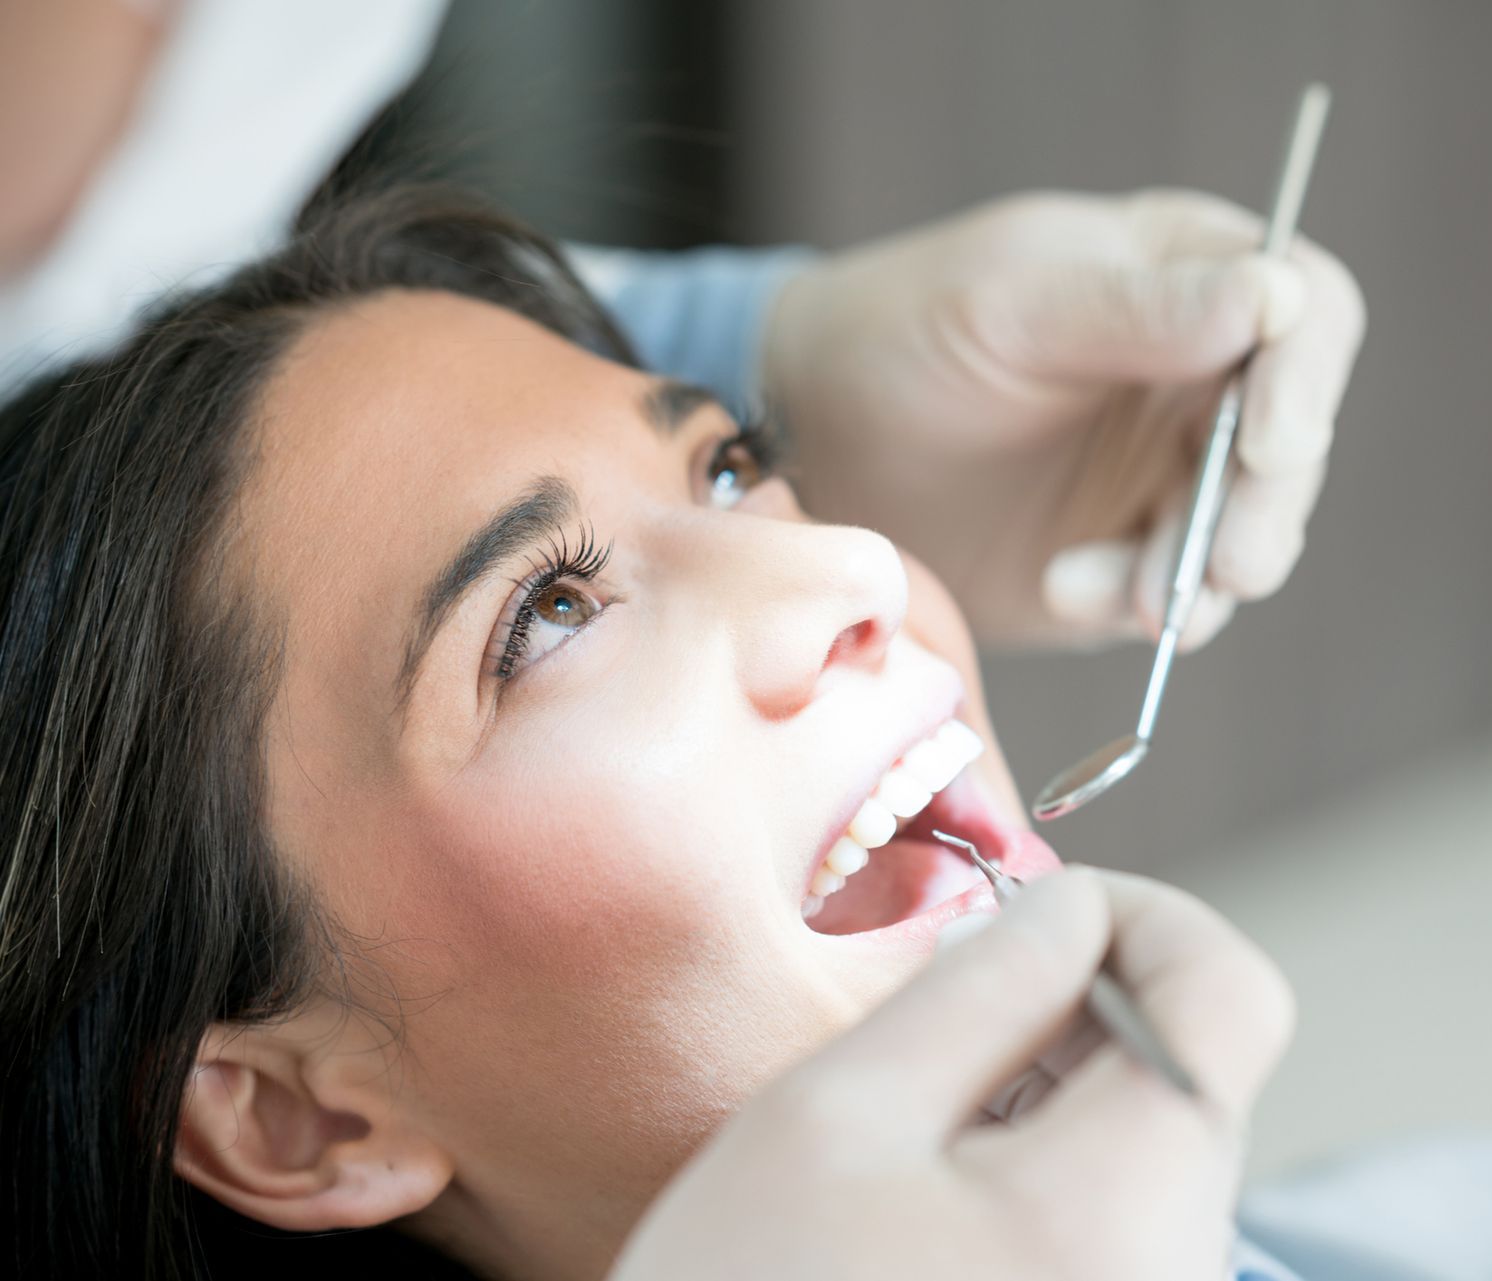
left=1032, top=734, right=1149, bottom=821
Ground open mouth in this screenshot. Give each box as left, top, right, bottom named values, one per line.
left=801, top=719, right=1040, bottom=936
left=804, top=792, right=986, bottom=934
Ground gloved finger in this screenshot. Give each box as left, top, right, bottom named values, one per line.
left=1133, top=505, right=1239, bottom=652
left=1236, top=244, right=1365, bottom=479
left=1128, top=187, right=1267, bottom=256
left=1128, top=190, right=1363, bottom=475
left=1041, top=540, right=1146, bottom=642
left=786, top=871, right=1109, bottom=1153
left=981, top=1063, right=1059, bottom=1124
left=987, top=870, right=1293, bottom=1184
left=979, top=1011, right=1105, bottom=1123
left=1034, top=1007, right=1106, bottom=1082
left=1043, top=534, right=1233, bottom=650
left=1002, top=254, right=1306, bottom=384
left=1208, top=462, right=1326, bottom=601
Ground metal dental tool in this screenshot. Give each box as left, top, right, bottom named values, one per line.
left=932, top=830, right=1198, bottom=1097
left=1032, top=83, right=1332, bottom=822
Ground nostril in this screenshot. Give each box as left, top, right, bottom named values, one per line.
left=822, top=619, right=878, bottom=672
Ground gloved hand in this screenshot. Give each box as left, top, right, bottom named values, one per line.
left=764, top=189, right=1366, bottom=650
left=608, top=868, right=1294, bottom=1281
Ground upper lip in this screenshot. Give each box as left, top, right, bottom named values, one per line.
left=799, top=674, right=967, bottom=904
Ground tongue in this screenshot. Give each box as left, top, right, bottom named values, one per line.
left=808, top=838, right=985, bottom=935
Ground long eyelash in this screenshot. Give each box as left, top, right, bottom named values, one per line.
left=495, top=523, right=613, bottom=681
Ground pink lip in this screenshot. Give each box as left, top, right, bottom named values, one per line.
left=798, top=676, right=967, bottom=905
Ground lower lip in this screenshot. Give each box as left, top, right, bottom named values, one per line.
left=878, top=875, right=1003, bottom=942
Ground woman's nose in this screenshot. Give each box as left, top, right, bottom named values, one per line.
left=732, top=522, right=909, bottom=720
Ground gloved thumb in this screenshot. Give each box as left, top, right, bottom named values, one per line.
left=1003, top=254, right=1307, bottom=382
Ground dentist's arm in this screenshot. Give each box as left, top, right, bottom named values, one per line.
left=609, top=868, right=1297, bottom=1281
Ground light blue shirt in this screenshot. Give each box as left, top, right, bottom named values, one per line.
left=1235, top=1238, right=1303, bottom=1280
left=1239, top=1132, right=1492, bottom=1280
left=566, top=242, right=814, bottom=421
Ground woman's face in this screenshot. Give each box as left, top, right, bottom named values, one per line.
left=240, top=289, right=1058, bottom=1266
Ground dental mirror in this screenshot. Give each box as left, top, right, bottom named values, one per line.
left=1032, top=733, right=1149, bottom=821
left=1033, top=82, right=1332, bottom=823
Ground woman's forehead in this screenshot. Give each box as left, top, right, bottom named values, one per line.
left=243, top=290, right=653, bottom=782
left=243, top=290, right=649, bottom=562
left=254, top=289, right=637, bottom=473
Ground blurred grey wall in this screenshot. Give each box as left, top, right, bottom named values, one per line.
left=730, top=0, right=1492, bottom=874
left=397, top=1, right=1491, bottom=874
left=363, top=0, right=736, bottom=248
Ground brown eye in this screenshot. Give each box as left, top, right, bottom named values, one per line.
left=533, top=581, right=600, bottom=629
left=708, top=439, right=765, bottom=509
left=495, top=580, right=604, bottom=681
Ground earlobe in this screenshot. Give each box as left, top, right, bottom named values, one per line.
left=174, top=1019, right=453, bottom=1232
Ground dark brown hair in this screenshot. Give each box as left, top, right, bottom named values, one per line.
left=0, top=186, right=631, bottom=1279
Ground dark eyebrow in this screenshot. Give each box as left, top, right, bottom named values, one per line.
left=640, top=378, right=724, bottom=437
left=394, top=474, right=576, bottom=712
left=393, top=379, right=720, bottom=716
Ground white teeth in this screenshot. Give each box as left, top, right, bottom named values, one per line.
left=901, top=738, right=962, bottom=792
left=810, top=866, right=847, bottom=897
left=848, top=796, right=896, bottom=849
left=937, top=719, right=985, bottom=766
left=875, top=766, right=933, bottom=819
left=825, top=835, right=870, bottom=876
left=803, top=718, right=987, bottom=920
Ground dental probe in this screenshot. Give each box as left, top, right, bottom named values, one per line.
left=931, top=831, right=1199, bottom=1098
left=1032, top=82, right=1333, bottom=822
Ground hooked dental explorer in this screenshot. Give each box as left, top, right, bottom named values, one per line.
left=932, top=831, right=1198, bottom=1097
left=1032, top=83, right=1332, bottom=822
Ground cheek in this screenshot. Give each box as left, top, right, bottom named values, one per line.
left=354, top=700, right=820, bottom=1140
left=387, top=697, right=765, bottom=992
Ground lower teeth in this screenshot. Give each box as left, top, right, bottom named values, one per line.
left=801, top=833, right=985, bottom=935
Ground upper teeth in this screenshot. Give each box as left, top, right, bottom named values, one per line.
left=803, top=718, right=984, bottom=918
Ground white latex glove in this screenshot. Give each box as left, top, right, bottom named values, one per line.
left=608, top=868, right=1294, bottom=1281
left=765, top=189, right=1366, bottom=650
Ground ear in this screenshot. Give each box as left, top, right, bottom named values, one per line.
left=174, top=1005, right=454, bottom=1232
